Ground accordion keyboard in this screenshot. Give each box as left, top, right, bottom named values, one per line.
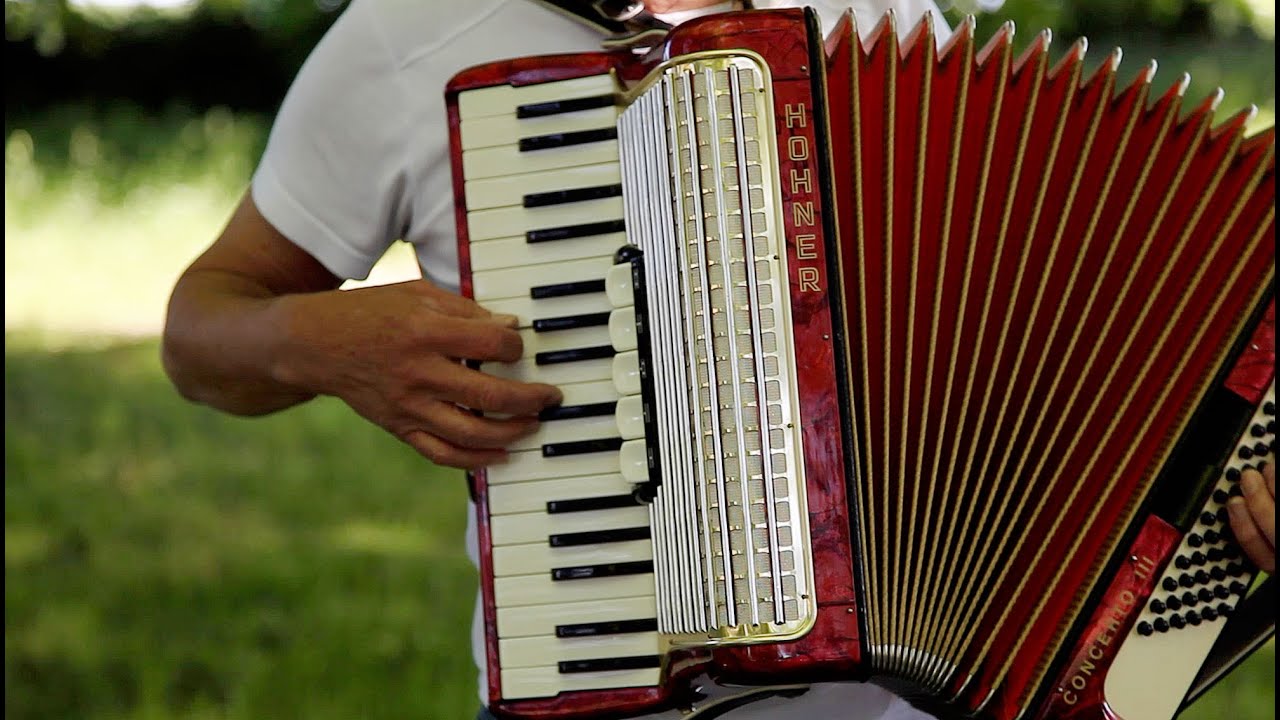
left=1104, top=381, right=1275, bottom=720
left=456, top=54, right=823, bottom=699
left=457, top=74, right=664, bottom=700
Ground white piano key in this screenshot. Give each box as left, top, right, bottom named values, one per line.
left=606, top=262, right=635, bottom=308
left=498, top=596, right=656, bottom=639
left=479, top=294, right=615, bottom=329
left=469, top=197, right=625, bottom=242
left=491, top=506, right=650, bottom=546
left=493, top=539, right=651, bottom=578
left=516, top=325, right=613, bottom=356
left=500, top=666, right=661, bottom=699
left=558, top=379, right=622, bottom=407
left=483, top=355, right=614, bottom=386
left=489, top=474, right=635, bottom=516
left=495, top=570, right=654, bottom=607
left=620, top=440, right=650, bottom=484
left=458, top=74, right=619, bottom=120
left=487, top=446, right=625, bottom=485
left=615, top=395, right=645, bottom=440
left=473, top=256, right=614, bottom=302
left=613, top=351, right=641, bottom=395
left=464, top=140, right=621, bottom=181
left=461, top=106, right=620, bottom=152
left=466, top=162, right=622, bottom=211
left=609, top=307, right=637, bottom=351
left=499, top=632, right=660, bottom=669
left=470, top=233, right=627, bottom=272
left=508, top=414, right=622, bottom=452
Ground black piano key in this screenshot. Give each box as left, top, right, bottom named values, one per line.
left=536, top=345, right=616, bottom=366
left=520, top=128, right=618, bottom=153
left=558, top=655, right=661, bottom=674
left=524, top=184, right=623, bottom=208
left=549, top=526, right=650, bottom=548
left=555, top=618, right=658, bottom=638
left=517, top=93, right=616, bottom=119
left=530, top=279, right=606, bottom=299
left=543, top=437, right=624, bottom=457
left=539, top=401, right=617, bottom=422
left=527, top=219, right=626, bottom=244
left=547, top=494, right=639, bottom=514
left=552, top=560, right=654, bottom=581
left=533, top=312, right=611, bottom=332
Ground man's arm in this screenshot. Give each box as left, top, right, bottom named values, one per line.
left=161, top=191, right=563, bottom=470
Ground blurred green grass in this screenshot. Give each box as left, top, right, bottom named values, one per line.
left=6, top=338, right=480, bottom=720
left=4, top=104, right=267, bottom=339
left=4, top=27, right=1276, bottom=720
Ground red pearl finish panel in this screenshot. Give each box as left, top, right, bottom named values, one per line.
left=1031, top=515, right=1183, bottom=720
left=665, top=7, right=863, bottom=684
left=1224, top=300, right=1276, bottom=406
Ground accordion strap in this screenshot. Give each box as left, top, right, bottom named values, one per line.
left=526, top=0, right=674, bottom=47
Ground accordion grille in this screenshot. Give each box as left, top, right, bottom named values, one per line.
left=617, top=55, right=816, bottom=643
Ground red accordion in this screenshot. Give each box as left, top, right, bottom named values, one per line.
left=446, top=7, right=1276, bottom=719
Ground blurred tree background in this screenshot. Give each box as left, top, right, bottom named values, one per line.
left=4, top=1, right=1275, bottom=719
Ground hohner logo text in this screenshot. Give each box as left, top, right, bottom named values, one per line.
left=783, top=102, right=821, bottom=292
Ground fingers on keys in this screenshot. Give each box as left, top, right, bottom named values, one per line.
left=423, top=400, right=541, bottom=450
left=441, top=363, right=563, bottom=416
left=1228, top=463, right=1275, bottom=574
left=432, top=315, right=526, bottom=363
left=403, top=428, right=509, bottom=471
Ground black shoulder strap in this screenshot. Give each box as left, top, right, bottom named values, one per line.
left=526, top=0, right=673, bottom=43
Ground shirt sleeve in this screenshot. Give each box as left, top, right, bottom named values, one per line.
left=250, top=0, right=414, bottom=281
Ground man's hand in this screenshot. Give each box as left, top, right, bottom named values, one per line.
left=1228, top=462, right=1275, bottom=574
left=163, top=192, right=560, bottom=471
left=273, top=280, right=561, bottom=469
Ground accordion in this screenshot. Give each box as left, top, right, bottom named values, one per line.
left=446, top=7, right=1276, bottom=720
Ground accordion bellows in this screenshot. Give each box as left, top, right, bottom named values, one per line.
left=827, top=8, right=1273, bottom=707
left=446, top=7, right=1275, bottom=720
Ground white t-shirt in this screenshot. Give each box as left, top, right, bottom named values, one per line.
left=252, top=1, right=949, bottom=717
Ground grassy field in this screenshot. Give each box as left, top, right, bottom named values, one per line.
left=5, top=334, right=1275, bottom=720
left=6, top=338, right=478, bottom=720
left=5, top=25, right=1276, bottom=719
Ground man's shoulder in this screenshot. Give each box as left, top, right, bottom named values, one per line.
left=349, top=0, right=608, bottom=73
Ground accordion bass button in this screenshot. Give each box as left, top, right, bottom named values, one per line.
left=610, top=308, right=638, bottom=352
left=615, top=395, right=646, bottom=440
left=619, top=439, right=649, bottom=484
left=613, top=351, right=642, bottom=395
left=606, top=263, right=635, bottom=308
